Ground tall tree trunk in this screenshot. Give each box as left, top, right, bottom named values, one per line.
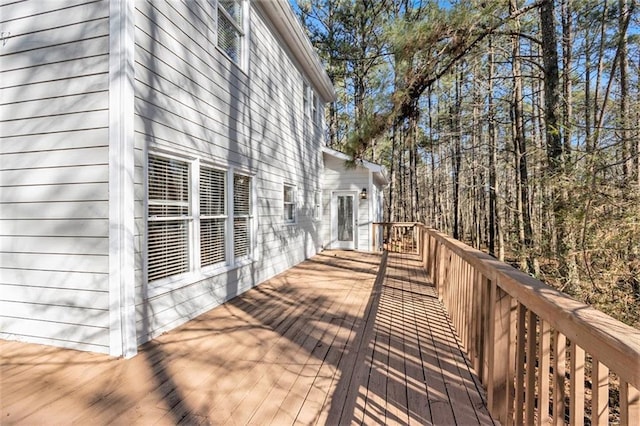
left=487, top=37, right=499, bottom=258
left=561, top=0, right=573, bottom=164
left=452, top=71, right=462, bottom=240
left=619, top=0, right=631, bottom=184
left=510, top=0, right=534, bottom=273
left=387, top=124, right=397, bottom=223
left=540, top=0, right=578, bottom=287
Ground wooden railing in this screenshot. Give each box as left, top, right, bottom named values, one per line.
left=373, top=222, right=419, bottom=253
left=374, top=222, right=640, bottom=425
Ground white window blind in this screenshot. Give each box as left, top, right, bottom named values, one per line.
left=148, top=155, right=190, bottom=282
left=218, top=0, right=243, bottom=64
left=284, top=185, right=296, bottom=223
left=200, top=167, right=226, bottom=267
left=233, top=174, right=251, bottom=258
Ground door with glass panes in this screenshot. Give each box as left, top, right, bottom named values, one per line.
left=331, top=192, right=357, bottom=250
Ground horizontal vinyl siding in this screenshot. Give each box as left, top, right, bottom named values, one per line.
left=0, top=0, right=110, bottom=353
left=133, top=1, right=324, bottom=341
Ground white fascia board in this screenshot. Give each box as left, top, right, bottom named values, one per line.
left=256, top=0, right=336, bottom=103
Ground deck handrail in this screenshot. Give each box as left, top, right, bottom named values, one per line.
left=374, top=222, right=640, bottom=425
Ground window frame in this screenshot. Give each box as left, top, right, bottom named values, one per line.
left=283, top=184, right=297, bottom=225
left=303, top=81, right=310, bottom=119
left=215, top=0, right=247, bottom=68
left=146, top=151, right=255, bottom=296
left=311, top=90, right=318, bottom=125
left=199, top=164, right=228, bottom=269
left=147, top=154, right=193, bottom=284
left=232, top=172, right=252, bottom=260
left=314, top=190, right=322, bottom=222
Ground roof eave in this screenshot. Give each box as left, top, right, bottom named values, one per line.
left=255, top=0, right=337, bottom=103
left=322, top=147, right=390, bottom=187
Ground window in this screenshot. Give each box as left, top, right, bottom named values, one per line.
left=314, top=190, right=322, bottom=221
left=233, top=174, right=251, bottom=258
left=147, top=153, right=253, bottom=285
left=217, top=0, right=244, bottom=65
left=284, top=184, right=296, bottom=224
left=303, top=82, right=309, bottom=118
left=148, top=155, right=191, bottom=282
left=311, top=90, right=318, bottom=124
left=200, top=167, right=226, bottom=267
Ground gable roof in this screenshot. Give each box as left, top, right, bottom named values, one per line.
left=255, top=0, right=336, bottom=103
left=322, top=146, right=390, bottom=187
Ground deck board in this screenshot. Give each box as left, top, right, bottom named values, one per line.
left=0, top=250, right=493, bottom=425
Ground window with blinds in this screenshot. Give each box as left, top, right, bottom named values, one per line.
left=147, top=153, right=253, bottom=284
left=148, top=155, right=190, bottom=282
left=233, top=174, right=251, bottom=258
left=217, top=0, right=244, bottom=65
left=284, top=184, right=296, bottom=223
left=200, top=167, right=226, bottom=267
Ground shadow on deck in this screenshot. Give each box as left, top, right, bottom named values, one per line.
left=0, top=250, right=493, bottom=425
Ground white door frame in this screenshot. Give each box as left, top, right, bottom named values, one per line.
left=331, top=191, right=358, bottom=250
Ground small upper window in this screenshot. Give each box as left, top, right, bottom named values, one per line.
left=311, top=91, right=318, bottom=124
left=303, top=82, right=310, bottom=118
left=284, top=184, right=296, bottom=224
left=314, top=190, right=321, bottom=221
left=217, top=0, right=244, bottom=65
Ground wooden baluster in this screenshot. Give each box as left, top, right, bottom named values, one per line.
left=515, top=304, right=527, bottom=425
left=481, top=275, right=490, bottom=385
left=472, top=270, right=483, bottom=373
left=451, top=254, right=457, bottom=326
left=590, top=357, right=608, bottom=426
left=437, top=245, right=446, bottom=298
left=431, top=236, right=438, bottom=284
left=553, top=331, right=566, bottom=426
left=469, top=268, right=477, bottom=368
left=507, top=296, right=518, bottom=425
left=525, top=311, right=537, bottom=425
left=569, top=342, right=585, bottom=426
left=538, top=319, right=551, bottom=425
left=620, top=381, right=640, bottom=425
left=487, top=281, right=513, bottom=424
left=465, top=263, right=472, bottom=353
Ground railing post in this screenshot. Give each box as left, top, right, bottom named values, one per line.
left=486, top=279, right=514, bottom=424
left=372, top=223, right=376, bottom=251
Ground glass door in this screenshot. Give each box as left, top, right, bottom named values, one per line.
left=332, top=193, right=356, bottom=249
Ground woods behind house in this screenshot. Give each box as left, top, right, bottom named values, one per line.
left=297, top=0, right=640, bottom=328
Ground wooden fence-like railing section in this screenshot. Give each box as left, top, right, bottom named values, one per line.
left=374, top=222, right=640, bottom=425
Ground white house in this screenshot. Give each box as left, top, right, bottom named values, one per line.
left=321, top=147, right=388, bottom=251
left=0, top=0, right=385, bottom=357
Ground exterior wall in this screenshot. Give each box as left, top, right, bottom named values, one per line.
left=0, top=1, right=111, bottom=352
left=321, top=155, right=372, bottom=250
left=133, top=1, right=325, bottom=343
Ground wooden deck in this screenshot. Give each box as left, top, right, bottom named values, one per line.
left=0, top=251, right=493, bottom=425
